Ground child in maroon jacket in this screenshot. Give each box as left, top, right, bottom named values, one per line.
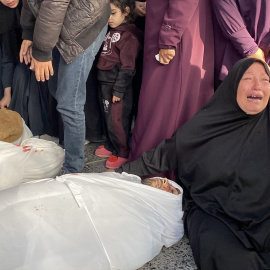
left=95, top=0, right=143, bottom=169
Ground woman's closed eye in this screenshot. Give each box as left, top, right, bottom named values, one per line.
left=242, top=76, right=252, bottom=80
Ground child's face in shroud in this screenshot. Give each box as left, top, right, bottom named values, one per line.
left=0, top=0, right=19, bottom=8
left=150, top=178, right=181, bottom=195
left=108, top=3, right=129, bottom=28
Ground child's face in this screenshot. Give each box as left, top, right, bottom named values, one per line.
left=0, top=0, right=19, bottom=8
left=109, top=3, right=128, bottom=28
left=151, top=178, right=181, bottom=195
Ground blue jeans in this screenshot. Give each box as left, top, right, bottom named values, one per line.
left=50, top=25, right=107, bottom=173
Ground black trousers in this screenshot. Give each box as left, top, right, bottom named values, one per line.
left=9, top=63, right=49, bottom=136
left=99, top=83, right=132, bottom=158
left=85, top=57, right=105, bottom=142
left=186, top=207, right=270, bottom=270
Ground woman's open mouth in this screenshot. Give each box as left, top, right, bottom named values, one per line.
left=247, top=95, right=262, bottom=100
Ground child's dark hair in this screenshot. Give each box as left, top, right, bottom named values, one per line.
left=110, top=0, right=136, bottom=23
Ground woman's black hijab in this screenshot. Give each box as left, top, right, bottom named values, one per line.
left=0, top=1, right=22, bottom=63
left=176, top=58, right=270, bottom=252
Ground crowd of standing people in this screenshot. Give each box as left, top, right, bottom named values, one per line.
left=1, top=0, right=270, bottom=269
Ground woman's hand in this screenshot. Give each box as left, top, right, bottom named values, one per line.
left=159, top=48, right=175, bottom=65
left=135, top=1, right=146, bottom=17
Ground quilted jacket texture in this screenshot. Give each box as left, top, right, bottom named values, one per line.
left=21, top=0, right=110, bottom=63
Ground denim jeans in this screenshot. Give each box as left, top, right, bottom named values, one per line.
left=50, top=25, right=107, bottom=173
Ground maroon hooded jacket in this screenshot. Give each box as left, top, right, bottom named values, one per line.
left=97, top=23, right=143, bottom=98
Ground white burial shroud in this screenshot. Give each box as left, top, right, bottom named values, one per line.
left=0, top=172, right=184, bottom=270
left=0, top=138, right=64, bottom=190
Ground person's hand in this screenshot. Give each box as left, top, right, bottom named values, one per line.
left=30, top=56, right=54, bottom=82
left=135, top=1, right=146, bottom=17
left=0, top=95, right=11, bottom=109
left=248, top=48, right=266, bottom=62
left=159, top=48, right=175, bottom=65
left=105, top=168, right=115, bottom=172
left=0, top=87, right=11, bottom=109
left=248, top=48, right=270, bottom=70
left=19, top=40, right=33, bottom=65
left=112, top=95, right=121, bottom=103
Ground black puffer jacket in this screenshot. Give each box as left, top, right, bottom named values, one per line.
left=21, top=0, right=110, bottom=63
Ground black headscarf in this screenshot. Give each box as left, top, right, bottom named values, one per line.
left=176, top=58, right=270, bottom=252
left=0, top=1, right=22, bottom=63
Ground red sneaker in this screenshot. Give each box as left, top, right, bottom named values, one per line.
left=105, top=155, right=127, bottom=169
left=95, top=145, right=112, bottom=157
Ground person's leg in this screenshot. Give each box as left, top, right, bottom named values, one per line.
left=186, top=208, right=270, bottom=270
left=85, top=56, right=105, bottom=142
left=94, top=83, right=114, bottom=158
left=100, top=84, right=131, bottom=158
left=1, top=43, right=16, bottom=91
left=121, top=85, right=133, bottom=148
left=110, top=85, right=133, bottom=158
left=99, top=83, right=115, bottom=152
left=9, top=63, right=31, bottom=125
left=102, top=86, right=132, bottom=168
left=0, top=43, right=15, bottom=107
left=56, top=25, right=107, bottom=173
left=47, top=49, right=64, bottom=145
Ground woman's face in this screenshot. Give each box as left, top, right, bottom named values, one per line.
left=237, top=62, right=270, bottom=115
left=0, top=0, right=19, bottom=8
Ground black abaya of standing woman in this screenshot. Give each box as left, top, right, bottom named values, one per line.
left=116, top=58, right=270, bottom=269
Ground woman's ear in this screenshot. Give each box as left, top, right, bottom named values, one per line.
left=162, top=178, right=168, bottom=186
